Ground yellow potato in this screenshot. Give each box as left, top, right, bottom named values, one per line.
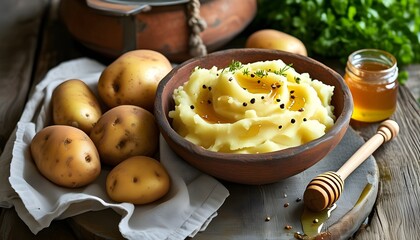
left=90, top=105, right=159, bottom=166
left=245, top=29, right=308, bottom=56
left=106, top=156, right=170, bottom=204
left=52, top=79, right=102, bottom=134
left=97, top=49, right=172, bottom=111
left=30, top=125, right=101, bottom=188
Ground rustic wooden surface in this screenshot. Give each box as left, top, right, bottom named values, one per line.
left=0, top=0, right=43, bottom=153
left=1, top=0, right=420, bottom=239
left=66, top=127, right=379, bottom=240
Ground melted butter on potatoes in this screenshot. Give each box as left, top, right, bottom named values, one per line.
left=169, top=60, right=336, bottom=153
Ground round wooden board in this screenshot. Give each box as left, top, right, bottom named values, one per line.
left=68, top=127, right=379, bottom=239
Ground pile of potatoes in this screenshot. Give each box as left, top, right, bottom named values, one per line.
left=30, top=50, right=172, bottom=205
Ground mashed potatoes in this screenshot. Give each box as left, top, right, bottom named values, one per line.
left=168, top=60, right=335, bottom=153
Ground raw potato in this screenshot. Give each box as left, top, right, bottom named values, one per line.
left=90, top=105, right=159, bottom=166
left=245, top=29, right=308, bottom=56
left=30, top=125, right=101, bottom=188
left=106, top=156, right=170, bottom=204
left=52, top=79, right=102, bottom=134
left=97, top=49, right=172, bottom=111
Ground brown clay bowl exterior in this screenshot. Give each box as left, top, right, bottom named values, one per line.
left=155, top=48, right=353, bottom=185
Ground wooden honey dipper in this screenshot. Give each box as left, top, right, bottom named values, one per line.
left=303, top=120, right=399, bottom=212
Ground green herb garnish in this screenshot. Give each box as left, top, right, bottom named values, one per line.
left=254, top=69, right=268, bottom=78
left=254, top=0, right=420, bottom=84
left=228, top=60, right=243, bottom=72
left=242, top=67, right=250, bottom=76
left=273, top=64, right=293, bottom=77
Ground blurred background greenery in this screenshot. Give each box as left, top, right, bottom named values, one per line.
left=252, top=0, right=420, bottom=85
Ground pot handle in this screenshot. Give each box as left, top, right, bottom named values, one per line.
left=86, top=0, right=191, bottom=16
left=86, top=0, right=150, bottom=15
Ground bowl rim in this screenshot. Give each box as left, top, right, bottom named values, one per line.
left=155, top=48, right=353, bottom=162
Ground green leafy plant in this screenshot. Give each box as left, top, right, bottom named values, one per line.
left=255, top=0, right=420, bottom=84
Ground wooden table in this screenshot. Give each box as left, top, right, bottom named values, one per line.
left=1, top=0, right=419, bottom=239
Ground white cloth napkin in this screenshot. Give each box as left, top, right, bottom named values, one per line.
left=0, top=58, right=229, bottom=239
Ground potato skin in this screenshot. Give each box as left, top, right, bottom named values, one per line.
left=30, top=125, right=101, bottom=188
left=52, top=79, right=102, bottom=134
left=245, top=29, right=308, bottom=56
left=90, top=105, right=159, bottom=166
left=97, top=49, right=172, bottom=111
left=106, top=156, right=170, bottom=204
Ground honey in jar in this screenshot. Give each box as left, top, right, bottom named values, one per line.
left=344, top=49, right=398, bottom=122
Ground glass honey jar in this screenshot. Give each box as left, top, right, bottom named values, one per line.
left=344, top=49, right=398, bottom=122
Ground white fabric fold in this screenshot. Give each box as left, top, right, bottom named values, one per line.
left=0, top=58, right=229, bottom=239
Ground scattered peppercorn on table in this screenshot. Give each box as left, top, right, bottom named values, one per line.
left=1, top=0, right=420, bottom=239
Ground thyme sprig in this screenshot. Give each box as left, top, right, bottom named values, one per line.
left=228, top=60, right=243, bottom=72
left=254, top=69, right=268, bottom=78
left=242, top=67, right=250, bottom=76
left=273, top=63, right=293, bottom=77
left=227, top=61, right=294, bottom=81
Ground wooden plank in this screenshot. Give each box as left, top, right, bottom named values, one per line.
left=351, top=85, right=420, bottom=240
left=314, top=59, right=420, bottom=239
left=0, top=0, right=45, bottom=153
left=0, top=0, right=82, bottom=238
left=29, top=0, right=108, bottom=93
left=68, top=127, right=379, bottom=239
left=0, top=207, right=77, bottom=240
left=1, top=0, right=420, bottom=238
left=405, top=64, right=420, bottom=101
left=195, top=128, right=379, bottom=240
left=0, top=0, right=76, bottom=239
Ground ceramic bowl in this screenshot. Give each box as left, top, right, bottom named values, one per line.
left=155, top=48, right=353, bottom=185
